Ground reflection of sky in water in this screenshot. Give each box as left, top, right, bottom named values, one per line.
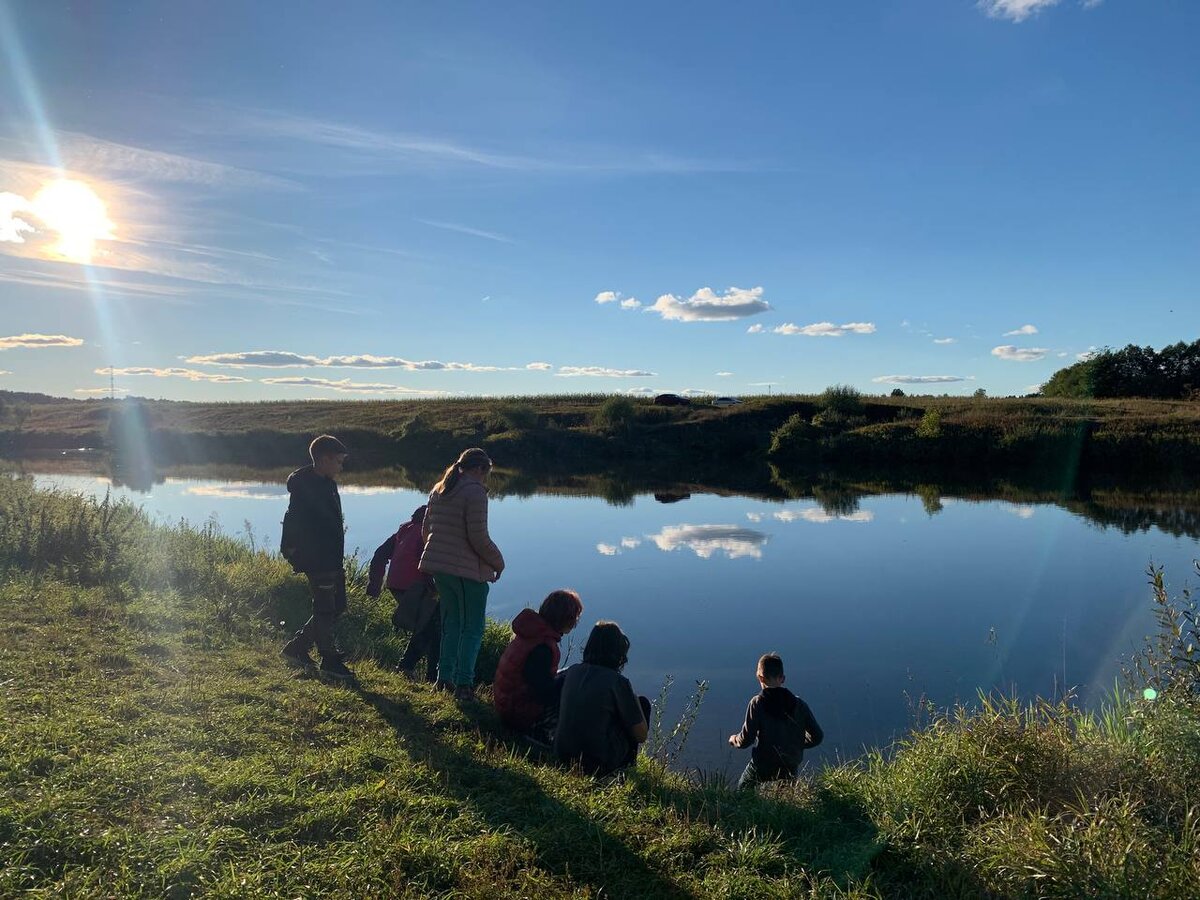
left=32, top=472, right=1200, bottom=775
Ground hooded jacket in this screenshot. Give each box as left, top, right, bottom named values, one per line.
left=280, top=465, right=344, bottom=573
left=731, top=686, right=823, bottom=773
left=493, top=609, right=562, bottom=730
left=418, top=478, right=504, bottom=582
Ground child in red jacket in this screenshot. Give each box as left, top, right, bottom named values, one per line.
left=367, top=505, right=439, bottom=681
left=493, top=589, right=583, bottom=745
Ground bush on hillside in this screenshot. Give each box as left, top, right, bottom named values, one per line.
left=819, top=384, right=864, bottom=416
left=594, top=396, right=637, bottom=433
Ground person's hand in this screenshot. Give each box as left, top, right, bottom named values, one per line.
left=728, top=734, right=739, bottom=747
left=490, top=569, right=502, bottom=583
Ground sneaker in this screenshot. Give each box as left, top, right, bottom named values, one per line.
left=319, top=657, right=356, bottom=681
left=454, top=685, right=476, bottom=702
left=281, top=640, right=316, bottom=670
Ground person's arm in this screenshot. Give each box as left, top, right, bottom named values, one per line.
left=798, top=700, right=823, bottom=749
left=463, top=485, right=505, bottom=575
left=522, top=644, right=557, bottom=706
left=366, top=534, right=396, bottom=597
left=615, top=678, right=649, bottom=744
left=421, top=497, right=433, bottom=544
left=729, top=697, right=761, bottom=748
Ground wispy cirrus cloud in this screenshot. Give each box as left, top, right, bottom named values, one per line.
left=260, top=376, right=443, bottom=395
left=1003, top=324, right=1039, bottom=336
left=933, top=337, right=956, bottom=345
left=103, top=366, right=250, bottom=383
left=555, top=366, right=657, bottom=378
left=978, top=0, right=1100, bottom=23
left=221, top=108, right=759, bottom=175
left=872, top=374, right=972, bottom=385
left=0, top=369, right=11, bottom=376
left=772, top=321, right=875, bottom=337
left=416, top=218, right=514, bottom=244
left=0, top=333, right=84, bottom=349
left=646, top=286, right=770, bottom=322
left=525, top=362, right=554, bottom=371
left=185, top=350, right=508, bottom=372
left=992, top=345, right=1049, bottom=362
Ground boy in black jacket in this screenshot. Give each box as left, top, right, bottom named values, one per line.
left=280, top=435, right=354, bottom=680
left=728, top=653, right=822, bottom=789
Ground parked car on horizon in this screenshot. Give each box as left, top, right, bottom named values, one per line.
left=653, top=393, right=690, bottom=406
left=711, top=396, right=742, bottom=407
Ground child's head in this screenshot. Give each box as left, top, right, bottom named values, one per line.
left=309, top=434, right=348, bottom=476
left=757, top=652, right=785, bottom=687
left=583, top=621, right=630, bottom=671
left=539, top=589, right=583, bottom=635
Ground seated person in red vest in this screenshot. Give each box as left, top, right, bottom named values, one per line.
left=367, top=504, right=440, bottom=681
left=492, top=589, right=584, bottom=745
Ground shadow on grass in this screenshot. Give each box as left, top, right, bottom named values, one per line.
left=353, top=685, right=695, bottom=899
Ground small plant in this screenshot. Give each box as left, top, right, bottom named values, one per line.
left=647, top=676, right=709, bottom=768
left=496, top=403, right=537, bottom=432
left=1134, top=562, right=1200, bottom=696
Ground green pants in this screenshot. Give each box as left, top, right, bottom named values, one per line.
left=433, top=573, right=490, bottom=687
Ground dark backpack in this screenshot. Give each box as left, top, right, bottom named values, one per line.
left=280, top=505, right=310, bottom=573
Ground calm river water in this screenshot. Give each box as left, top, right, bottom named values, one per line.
left=31, top=468, right=1200, bottom=776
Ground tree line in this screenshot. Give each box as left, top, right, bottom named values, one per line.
left=1041, top=339, right=1200, bottom=399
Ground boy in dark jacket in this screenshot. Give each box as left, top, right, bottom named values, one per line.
left=728, top=653, right=822, bottom=790
left=366, top=505, right=440, bottom=681
left=280, top=435, right=354, bottom=681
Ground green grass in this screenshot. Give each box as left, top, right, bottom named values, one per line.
left=2, top=475, right=1199, bottom=897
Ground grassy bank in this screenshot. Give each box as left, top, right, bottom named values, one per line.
left=3, top=392, right=1200, bottom=485
left=2, top=476, right=1199, bottom=898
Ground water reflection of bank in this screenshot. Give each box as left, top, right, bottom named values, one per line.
left=6, top=453, right=1200, bottom=541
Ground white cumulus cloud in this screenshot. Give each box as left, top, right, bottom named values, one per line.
left=0, top=333, right=84, bottom=349
left=556, top=366, right=656, bottom=378
left=1003, top=324, right=1039, bottom=336
left=978, top=0, right=1060, bottom=23
left=872, top=374, right=971, bottom=384
left=747, top=324, right=764, bottom=334
left=773, top=321, right=876, bottom=337
left=525, top=361, right=553, bottom=371
left=646, top=286, right=771, bottom=322
left=647, top=524, right=768, bottom=560
left=620, top=298, right=642, bottom=310
left=716, top=371, right=733, bottom=377
left=596, top=543, right=619, bottom=556
left=594, top=291, right=620, bottom=304
left=104, top=367, right=250, bottom=383
left=185, top=350, right=507, bottom=371
left=260, top=376, right=442, bottom=394
left=992, top=345, right=1049, bottom=362
left=933, top=337, right=957, bottom=345
left=774, top=508, right=875, bottom=524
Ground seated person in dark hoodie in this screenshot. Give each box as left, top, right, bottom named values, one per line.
left=555, top=621, right=651, bottom=776
left=728, top=652, right=822, bottom=790
left=492, top=589, right=583, bottom=745
left=279, top=435, right=354, bottom=681
left=366, top=504, right=440, bottom=682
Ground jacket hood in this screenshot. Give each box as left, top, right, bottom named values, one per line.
left=286, top=465, right=317, bottom=494
left=760, top=686, right=798, bottom=717
left=511, top=608, right=561, bottom=641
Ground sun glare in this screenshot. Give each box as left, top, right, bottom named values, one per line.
left=31, top=178, right=114, bottom=263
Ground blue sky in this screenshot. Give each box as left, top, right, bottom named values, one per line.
left=1, top=0, right=1196, bottom=400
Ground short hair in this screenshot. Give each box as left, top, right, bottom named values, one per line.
left=757, top=653, right=784, bottom=681
left=582, top=621, right=630, bottom=671
left=539, top=589, right=583, bottom=634
left=309, top=434, right=348, bottom=461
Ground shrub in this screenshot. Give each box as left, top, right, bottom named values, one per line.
left=767, top=413, right=815, bottom=458
left=495, top=403, right=537, bottom=432
left=890, top=388, right=905, bottom=397
left=594, top=396, right=636, bottom=433
left=819, top=384, right=864, bottom=416
left=916, top=408, right=942, bottom=439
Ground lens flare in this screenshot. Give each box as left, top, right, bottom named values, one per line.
left=30, top=178, right=114, bottom=263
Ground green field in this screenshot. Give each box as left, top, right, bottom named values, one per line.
left=2, top=476, right=1199, bottom=898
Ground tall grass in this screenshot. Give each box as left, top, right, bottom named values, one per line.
left=2, top=474, right=1199, bottom=897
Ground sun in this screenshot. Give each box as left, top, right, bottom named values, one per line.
left=30, top=178, right=114, bottom=264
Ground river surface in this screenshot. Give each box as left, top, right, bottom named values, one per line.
left=29, top=468, right=1200, bottom=777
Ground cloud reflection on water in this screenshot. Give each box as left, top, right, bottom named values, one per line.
left=647, top=523, right=768, bottom=560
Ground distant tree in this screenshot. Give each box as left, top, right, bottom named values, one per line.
left=890, top=388, right=905, bottom=397
left=819, top=384, right=864, bottom=416
left=972, top=387, right=987, bottom=398
left=1042, top=339, right=1200, bottom=399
